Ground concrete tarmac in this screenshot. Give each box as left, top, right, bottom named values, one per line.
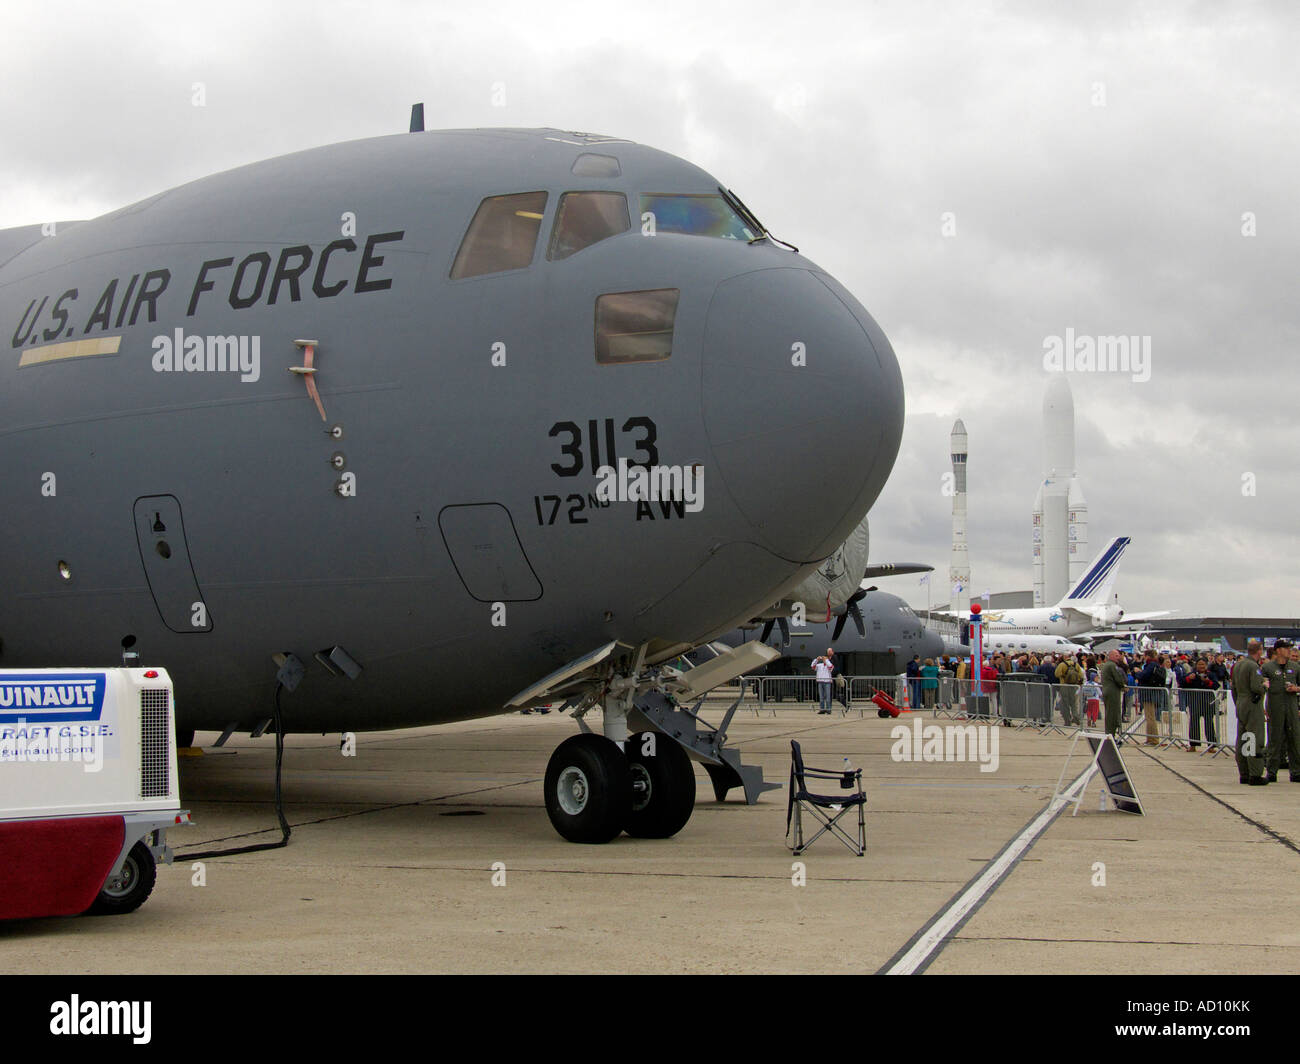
left=3, top=708, right=1298, bottom=974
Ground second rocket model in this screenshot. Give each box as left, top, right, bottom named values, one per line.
left=1032, top=377, right=1088, bottom=605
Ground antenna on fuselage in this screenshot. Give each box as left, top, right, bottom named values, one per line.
left=409, top=103, right=425, bottom=133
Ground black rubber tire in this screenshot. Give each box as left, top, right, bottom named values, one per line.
left=622, top=731, right=696, bottom=839
left=176, top=728, right=196, bottom=748
left=85, top=840, right=157, bottom=916
left=544, top=734, right=632, bottom=844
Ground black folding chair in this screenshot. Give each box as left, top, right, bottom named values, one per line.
left=786, top=739, right=866, bottom=856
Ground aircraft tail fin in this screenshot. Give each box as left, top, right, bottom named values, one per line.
left=1059, top=536, right=1130, bottom=606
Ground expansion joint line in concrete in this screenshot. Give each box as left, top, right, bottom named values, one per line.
left=877, top=765, right=1091, bottom=975
left=1131, top=745, right=1300, bottom=857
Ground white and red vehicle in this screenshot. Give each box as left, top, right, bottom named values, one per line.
left=0, top=667, right=190, bottom=918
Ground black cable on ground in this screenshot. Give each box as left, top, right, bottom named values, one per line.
left=180, top=683, right=291, bottom=860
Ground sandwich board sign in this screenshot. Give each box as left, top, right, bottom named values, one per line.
left=1052, top=731, right=1144, bottom=816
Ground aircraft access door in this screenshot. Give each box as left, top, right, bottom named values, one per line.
left=438, top=503, right=543, bottom=602
left=132, top=495, right=213, bottom=633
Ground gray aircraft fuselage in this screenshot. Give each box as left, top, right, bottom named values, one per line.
left=0, top=128, right=904, bottom=735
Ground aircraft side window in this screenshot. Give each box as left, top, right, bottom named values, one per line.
left=548, top=192, right=630, bottom=261
left=450, top=191, right=548, bottom=279
left=594, top=289, right=678, bottom=365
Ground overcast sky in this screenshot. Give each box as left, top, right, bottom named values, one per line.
left=6, top=0, right=1297, bottom=616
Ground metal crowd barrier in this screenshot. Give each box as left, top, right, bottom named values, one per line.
left=722, top=675, right=1232, bottom=755
left=849, top=675, right=910, bottom=715
left=929, top=677, right=998, bottom=720
left=1120, top=686, right=1171, bottom=747
left=1118, top=685, right=1230, bottom=755
left=1179, top=688, right=1231, bottom=756
left=936, top=677, right=1156, bottom=739
left=735, top=675, right=914, bottom=717
left=694, top=677, right=766, bottom=718
left=929, top=677, right=974, bottom=718
left=757, top=674, right=853, bottom=714
left=994, top=678, right=1053, bottom=729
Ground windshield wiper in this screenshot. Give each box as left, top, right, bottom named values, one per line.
left=720, top=186, right=799, bottom=252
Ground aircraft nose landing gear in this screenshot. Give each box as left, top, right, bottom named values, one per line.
left=535, top=640, right=778, bottom=843
left=543, top=731, right=697, bottom=843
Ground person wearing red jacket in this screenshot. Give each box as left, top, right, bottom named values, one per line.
left=980, top=659, right=1001, bottom=717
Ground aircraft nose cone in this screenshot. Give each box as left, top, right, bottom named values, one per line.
left=702, top=268, right=904, bottom=560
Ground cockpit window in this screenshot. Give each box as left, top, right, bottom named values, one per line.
left=594, top=289, right=678, bottom=365
left=450, top=192, right=548, bottom=279
left=640, top=194, right=758, bottom=240
left=548, top=192, right=630, bottom=261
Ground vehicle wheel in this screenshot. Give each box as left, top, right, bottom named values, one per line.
left=622, top=731, right=696, bottom=839
left=85, top=840, right=156, bottom=916
left=544, top=734, right=632, bottom=844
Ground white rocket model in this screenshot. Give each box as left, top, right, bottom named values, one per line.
left=1032, top=377, right=1088, bottom=605
left=948, top=419, right=970, bottom=604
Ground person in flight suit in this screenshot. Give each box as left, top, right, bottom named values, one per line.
left=1233, top=640, right=1270, bottom=785
left=1099, top=649, right=1128, bottom=739
left=1262, top=640, right=1300, bottom=783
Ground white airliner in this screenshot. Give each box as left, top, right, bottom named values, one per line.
left=934, top=537, right=1169, bottom=639
left=942, top=633, right=1090, bottom=658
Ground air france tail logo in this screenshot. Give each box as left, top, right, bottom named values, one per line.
left=0, top=673, right=106, bottom=723
left=1066, top=537, right=1130, bottom=600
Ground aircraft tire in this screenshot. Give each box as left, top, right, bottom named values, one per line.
left=544, top=734, right=632, bottom=844
left=85, top=840, right=157, bottom=916
left=622, top=732, right=696, bottom=839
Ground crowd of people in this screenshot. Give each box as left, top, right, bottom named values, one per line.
left=903, top=639, right=1300, bottom=785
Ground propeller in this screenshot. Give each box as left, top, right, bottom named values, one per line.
left=759, top=616, right=790, bottom=648
left=832, top=586, right=876, bottom=640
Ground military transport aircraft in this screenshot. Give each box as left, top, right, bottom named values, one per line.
left=0, top=116, right=904, bottom=844
left=727, top=588, right=946, bottom=672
